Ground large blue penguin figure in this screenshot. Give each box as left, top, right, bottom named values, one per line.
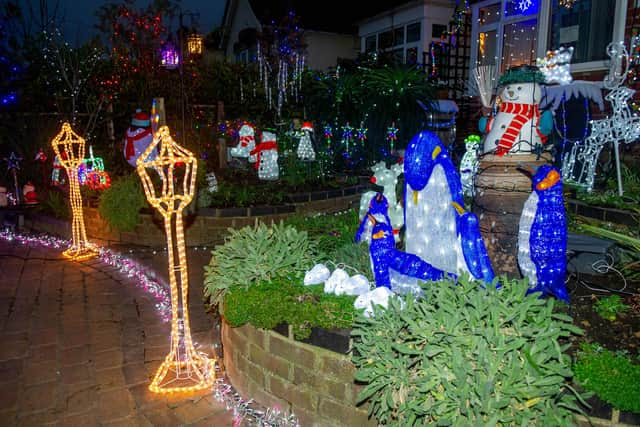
left=518, top=165, right=569, bottom=302
left=356, top=193, right=445, bottom=288
left=404, top=131, right=494, bottom=283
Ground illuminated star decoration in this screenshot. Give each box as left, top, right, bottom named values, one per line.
left=323, top=124, right=333, bottom=146
left=4, top=152, right=22, bottom=171
left=356, top=123, right=368, bottom=143
left=386, top=123, right=399, bottom=151
left=341, top=123, right=354, bottom=153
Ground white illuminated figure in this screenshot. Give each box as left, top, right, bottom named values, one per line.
left=480, top=67, right=552, bottom=156
left=296, top=121, right=316, bottom=161
left=229, top=124, right=255, bottom=158
left=404, top=131, right=494, bottom=283
left=250, top=130, right=279, bottom=180
left=459, top=135, right=481, bottom=197
left=562, top=41, right=640, bottom=194
left=358, top=162, right=404, bottom=242
left=537, top=46, right=574, bottom=85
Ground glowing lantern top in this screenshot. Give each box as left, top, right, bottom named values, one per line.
left=187, top=34, right=203, bottom=56
left=161, top=40, right=180, bottom=69
left=50, top=122, right=86, bottom=168
left=136, top=125, right=197, bottom=217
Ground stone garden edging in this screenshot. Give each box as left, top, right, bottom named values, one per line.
left=24, top=186, right=365, bottom=247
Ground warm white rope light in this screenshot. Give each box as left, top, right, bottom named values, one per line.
left=136, top=125, right=215, bottom=394
left=50, top=122, right=98, bottom=261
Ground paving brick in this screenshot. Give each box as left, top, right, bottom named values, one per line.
left=61, top=410, right=99, bottom=427
left=0, top=359, right=23, bottom=384
left=16, top=409, right=59, bottom=426
left=98, top=388, right=135, bottom=421
left=28, top=343, right=57, bottom=363
left=60, top=345, right=90, bottom=366
left=173, top=396, right=220, bottom=424
left=24, top=360, right=59, bottom=385
left=0, top=381, right=19, bottom=411
left=19, top=381, right=61, bottom=412
left=93, top=349, right=124, bottom=370
left=122, top=363, right=149, bottom=386
left=95, top=367, right=126, bottom=390
left=61, top=364, right=90, bottom=385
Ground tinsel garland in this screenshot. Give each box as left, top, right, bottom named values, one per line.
left=0, top=230, right=299, bottom=426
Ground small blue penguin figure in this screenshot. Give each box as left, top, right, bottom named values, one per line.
left=404, top=130, right=494, bottom=284
left=518, top=165, right=569, bottom=302
left=356, top=193, right=445, bottom=289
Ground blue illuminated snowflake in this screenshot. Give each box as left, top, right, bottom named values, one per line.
left=518, top=0, right=533, bottom=12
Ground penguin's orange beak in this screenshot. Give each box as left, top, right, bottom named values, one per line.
left=431, top=145, right=442, bottom=160
left=536, top=169, right=560, bottom=191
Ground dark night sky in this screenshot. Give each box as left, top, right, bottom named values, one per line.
left=23, top=0, right=227, bottom=44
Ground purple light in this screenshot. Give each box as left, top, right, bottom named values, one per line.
left=161, top=42, right=180, bottom=69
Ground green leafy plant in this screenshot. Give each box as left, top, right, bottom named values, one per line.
left=203, top=221, right=318, bottom=309
left=574, top=343, right=640, bottom=413
left=97, top=173, right=147, bottom=232
left=330, top=242, right=373, bottom=282
left=39, top=189, right=70, bottom=220
left=223, top=276, right=356, bottom=339
left=284, top=209, right=360, bottom=255
left=352, top=275, right=586, bottom=426
left=593, top=295, right=629, bottom=321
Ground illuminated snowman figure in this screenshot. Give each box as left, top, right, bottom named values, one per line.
left=480, top=66, right=553, bottom=156
left=459, top=134, right=481, bottom=197
left=230, top=124, right=256, bottom=158
left=250, top=130, right=279, bottom=180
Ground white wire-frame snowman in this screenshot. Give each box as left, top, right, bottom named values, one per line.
left=562, top=41, right=640, bottom=195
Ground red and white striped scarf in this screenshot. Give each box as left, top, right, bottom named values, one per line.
left=493, top=102, right=548, bottom=156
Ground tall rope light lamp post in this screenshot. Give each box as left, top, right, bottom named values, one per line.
left=51, top=122, right=98, bottom=261
left=136, top=125, right=214, bottom=393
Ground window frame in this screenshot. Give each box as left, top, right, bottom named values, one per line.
left=470, top=0, right=628, bottom=74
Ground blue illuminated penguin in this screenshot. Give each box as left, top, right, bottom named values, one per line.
left=404, top=131, right=494, bottom=283
left=517, top=164, right=569, bottom=302
left=356, top=193, right=445, bottom=289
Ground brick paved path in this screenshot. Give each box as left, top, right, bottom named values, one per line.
left=0, top=239, right=234, bottom=426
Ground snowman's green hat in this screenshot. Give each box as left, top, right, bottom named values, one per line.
left=498, top=65, right=546, bottom=86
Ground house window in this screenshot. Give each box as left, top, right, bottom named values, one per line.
left=432, top=24, right=447, bottom=39
left=407, top=47, right=418, bottom=64
left=365, top=35, right=377, bottom=52
left=394, top=27, right=405, bottom=46
left=406, top=22, right=421, bottom=43
left=471, top=0, right=625, bottom=74
left=548, top=0, right=614, bottom=63
left=472, top=1, right=538, bottom=72
left=502, top=18, right=538, bottom=69
left=379, top=30, right=393, bottom=49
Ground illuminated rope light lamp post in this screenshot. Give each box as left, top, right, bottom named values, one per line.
left=136, top=125, right=214, bottom=394
left=50, top=123, right=98, bottom=261
left=186, top=33, right=203, bottom=56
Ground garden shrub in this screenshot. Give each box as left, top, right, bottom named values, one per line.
left=223, top=276, right=356, bottom=339
left=203, top=221, right=318, bottom=309
left=574, top=343, right=640, bottom=413
left=39, top=189, right=70, bottom=220
left=284, top=209, right=359, bottom=255
left=593, top=295, right=629, bottom=321
left=98, top=173, right=147, bottom=232
left=352, top=275, right=586, bottom=426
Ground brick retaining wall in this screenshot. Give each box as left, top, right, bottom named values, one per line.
left=221, top=321, right=375, bottom=427
left=25, top=192, right=361, bottom=247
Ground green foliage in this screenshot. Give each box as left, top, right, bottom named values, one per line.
left=330, top=242, right=373, bottom=282
left=223, top=276, right=356, bottom=339
left=204, top=181, right=285, bottom=208
left=284, top=209, right=359, bottom=255
left=593, top=295, right=629, bottom=321
left=352, top=275, right=586, bottom=426
left=576, top=164, right=640, bottom=210
left=203, top=221, right=318, bottom=309
left=574, top=343, right=640, bottom=413
left=97, top=173, right=146, bottom=232
left=39, top=189, right=70, bottom=220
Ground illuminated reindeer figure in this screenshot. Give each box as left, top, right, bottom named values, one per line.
left=562, top=41, right=640, bottom=194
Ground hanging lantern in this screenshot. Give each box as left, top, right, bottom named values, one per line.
left=161, top=40, right=180, bottom=69
left=187, top=34, right=203, bottom=56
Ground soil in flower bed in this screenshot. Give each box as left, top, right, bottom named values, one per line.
left=563, top=273, right=640, bottom=355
